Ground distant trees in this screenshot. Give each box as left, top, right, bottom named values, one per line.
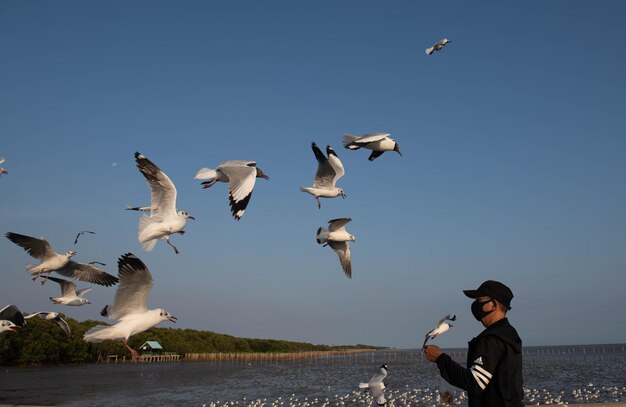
left=0, top=314, right=380, bottom=365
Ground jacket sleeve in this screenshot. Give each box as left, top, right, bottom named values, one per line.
left=436, top=336, right=505, bottom=395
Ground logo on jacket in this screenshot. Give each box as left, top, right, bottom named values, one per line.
left=473, top=356, right=484, bottom=365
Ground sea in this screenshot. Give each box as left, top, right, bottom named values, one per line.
left=1, top=344, right=625, bottom=406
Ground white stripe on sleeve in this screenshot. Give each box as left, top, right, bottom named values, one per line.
left=470, top=364, right=492, bottom=389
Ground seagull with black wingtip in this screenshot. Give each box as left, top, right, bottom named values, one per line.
left=300, top=142, right=346, bottom=208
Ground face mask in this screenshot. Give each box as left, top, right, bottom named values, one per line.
left=471, top=299, right=494, bottom=321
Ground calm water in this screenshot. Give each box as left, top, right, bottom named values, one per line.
left=1, top=345, right=625, bottom=406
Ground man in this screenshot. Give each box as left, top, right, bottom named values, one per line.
left=424, top=280, right=523, bottom=407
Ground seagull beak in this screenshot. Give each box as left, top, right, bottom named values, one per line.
left=168, top=315, right=178, bottom=323
left=341, top=192, right=346, bottom=199
left=10, top=326, right=22, bottom=333
left=69, top=251, right=77, bottom=257
left=261, top=174, right=270, bottom=180
left=395, top=147, right=402, bottom=157
left=86, top=300, right=92, bottom=304
left=188, top=215, right=196, bottom=220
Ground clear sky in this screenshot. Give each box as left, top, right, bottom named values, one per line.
left=1, top=1, right=625, bottom=349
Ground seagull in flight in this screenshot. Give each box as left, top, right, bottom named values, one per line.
left=0, top=157, right=7, bottom=175
left=359, top=364, right=389, bottom=406
left=316, top=217, right=355, bottom=278
left=194, top=160, right=270, bottom=220
left=425, top=38, right=451, bottom=55
left=47, top=276, right=92, bottom=306
left=24, top=311, right=71, bottom=337
left=342, top=133, right=402, bottom=161
left=5, top=232, right=119, bottom=286
left=0, top=305, right=26, bottom=333
left=423, top=314, right=456, bottom=348
left=84, top=253, right=177, bottom=361
left=73, top=230, right=95, bottom=245
left=300, top=143, right=346, bottom=208
left=133, top=152, right=195, bottom=254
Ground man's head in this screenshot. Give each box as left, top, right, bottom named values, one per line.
left=463, top=280, right=513, bottom=325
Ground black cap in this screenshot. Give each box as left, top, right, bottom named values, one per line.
left=463, top=280, right=513, bottom=310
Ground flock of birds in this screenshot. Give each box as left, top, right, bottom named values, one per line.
left=1, top=39, right=455, bottom=405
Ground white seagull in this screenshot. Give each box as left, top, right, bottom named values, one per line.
left=316, top=217, right=355, bottom=278
left=24, top=311, right=71, bottom=337
left=359, top=364, right=389, bottom=406
left=133, top=152, right=195, bottom=254
left=5, top=232, right=119, bottom=286
left=300, top=143, right=346, bottom=208
left=425, top=38, right=451, bottom=55
left=47, top=276, right=92, bottom=306
left=423, top=314, right=456, bottom=348
left=0, top=157, right=7, bottom=175
left=83, top=253, right=177, bottom=361
left=342, top=133, right=402, bottom=161
left=194, top=160, right=270, bottom=220
left=0, top=304, right=26, bottom=333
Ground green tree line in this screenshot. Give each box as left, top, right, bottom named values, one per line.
left=0, top=314, right=381, bottom=365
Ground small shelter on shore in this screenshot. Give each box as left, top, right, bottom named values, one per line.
left=139, top=341, right=164, bottom=355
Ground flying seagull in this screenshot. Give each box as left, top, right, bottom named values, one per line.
left=0, top=304, right=26, bottom=333
left=194, top=160, right=270, bottom=220
left=425, top=38, right=451, bottom=55
left=5, top=232, right=118, bottom=286
left=423, top=314, right=456, bottom=348
left=316, top=217, right=355, bottom=278
left=74, top=230, right=95, bottom=245
left=24, top=311, right=71, bottom=337
left=342, top=133, right=402, bottom=161
left=359, top=364, right=389, bottom=406
left=133, top=152, right=195, bottom=254
left=84, top=253, right=177, bottom=361
left=47, top=276, right=92, bottom=306
left=0, top=157, right=7, bottom=175
left=300, top=143, right=346, bottom=209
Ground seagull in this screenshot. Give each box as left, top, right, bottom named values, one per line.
left=74, top=230, right=95, bottom=245
left=0, top=157, right=7, bottom=175
left=84, top=253, right=177, bottom=361
left=425, top=38, right=451, bottom=55
left=0, top=304, right=26, bottom=333
left=24, top=311, right=71, bottom=337
left=423, top=314, right=456, bottom=348
left=194, top=160, right=270, bottom=220
left=134, top=152, right=195, bottom=254
left=47, top=276, right=92, bottom=306
left=342, top=133, right=402, bottom=161
left=359, top=364, right=388, bottom=406
left=300, top=143, right=346, bottom=208
left=5, top=232, right=119, bottom=286
left=316, top=218, right=355, bottom=278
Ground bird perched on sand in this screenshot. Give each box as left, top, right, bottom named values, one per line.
left=316, top=218, right=355, bottom=278
left=132, top=152, right=195, bottom=254
left=300, top=143, right=346, bottom=209
left=0, top=305, right=26, bottom=333
left=194, top=160, right=270, bottom=220
left=5, top=232, right=118, bottom=286
left=423, top=314, right=456, bottom=348
left=24, top=311, right=71, bottom=337
left=0, top=157, right=7, bottom=175
left=359, top=364, right=389, bottom=406
left=342, top=133, right=402, bottom=161
left=425, top=38, right=451, bottom=55
left=47, top=276, right=92, bottom=306
left=84, top=253, right=177, bottom=361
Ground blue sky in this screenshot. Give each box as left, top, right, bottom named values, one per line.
left=1, top=1, right=625, bottom=349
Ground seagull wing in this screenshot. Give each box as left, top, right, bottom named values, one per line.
left=54, top=315, right=71, bottom=337
left=219, top=164, right=258, bottom=220
left=5, top=232, right=56, bottom=260
left=328, top=241, right=352, bottom=278
left=0, top=305, right=25, bottom=327
left=135, top=152, right=177, bottom=220
left=75, top=287, right=92, bottom=297
left=0, top=158, right=4, bottom=164
left=328, top=217, right=352, bottom=232
left=438, top=314, right=456, bottom=325
left=108, top=253, right=154, bottom=319
left=47, top=276, right=77, bottom=297
left=56, top=261, right=118, bottom=287
left=352, top=133, right=390, bottom=145
left=219, top=160, right=257, bottom=167
left=311, top=143, right=336, bottom=189
left=325, top=146, right=345, bottom=186
left=74, top=230, right=95, bottom=245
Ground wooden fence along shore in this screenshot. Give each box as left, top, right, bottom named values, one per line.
left=185, top=348, right=374, bottom=363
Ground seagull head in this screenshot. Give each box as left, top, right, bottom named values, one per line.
left=159, top=309, right=177, bottom=323
left=80, top=298, right=91, bottom=305
left=1, top=320, right=20, bottom=333
left=349, top=234, right=356, bottom=242
left=66, top=251, right=77, bottom=258
left=256, top=168, right=270, bottom=180
left=339, top=189, right=346, bottom=199
left=180, top=211, right=196, bottom=220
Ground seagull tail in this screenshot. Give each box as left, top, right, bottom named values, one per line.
left=425, top=47, right=434, bottom=55
left=138, top=216, right=158, bottom=252
left=316, top=227, right=328, bottom=244
left=83, top=325, right=110, bottom=343
left=26, top=264, right=40, bottom=274
left=194, top=167, right=217, bottom=180
left=359, top=383, right=370, bottom=389
left=342, top=134, right=360, bottom=150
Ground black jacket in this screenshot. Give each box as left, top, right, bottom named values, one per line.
left=435, top=318, right=523, bottom=407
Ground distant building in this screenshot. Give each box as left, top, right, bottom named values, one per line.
left=139, top=341, right=164, bottom=355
